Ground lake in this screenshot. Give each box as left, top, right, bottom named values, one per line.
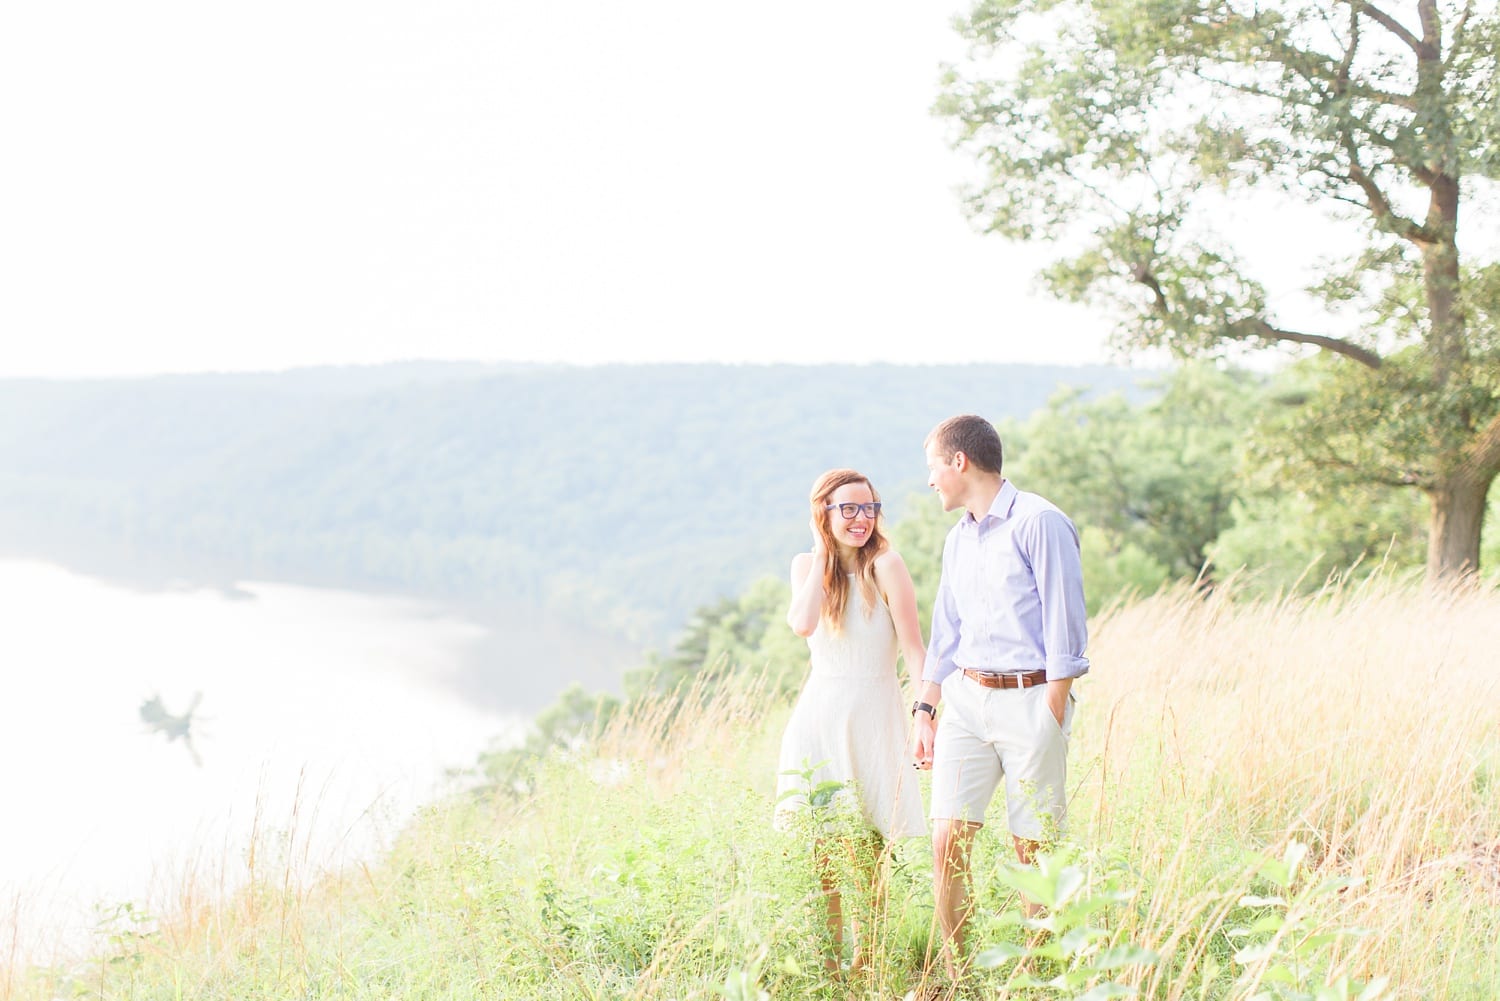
left=0, top=559, right=531, bottom=965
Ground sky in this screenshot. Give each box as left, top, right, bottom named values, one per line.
left=0, top=1, right=1135, bottom=379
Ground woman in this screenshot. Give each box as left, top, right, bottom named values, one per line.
left=774, top=468, right=928, bottom=974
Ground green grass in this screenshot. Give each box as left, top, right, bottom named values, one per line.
left=6, top=580, right=1499, bottom=999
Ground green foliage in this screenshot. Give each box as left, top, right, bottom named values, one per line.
left=883, top=490, right=959, bottom=637
left=506, top=489, right=960, bottom=794
left=1209, top=488, right=1428, bottom=592
left=19, top=580, right=1500, bottom=1000
left=487, top=574, right=808, bottom=793
left=938, top=0, right=1500, bottom=577
left=1206, top=361, right=1439, bottom=589
left=975, top=848, right=1158, bottom=998
left=776, top=758, right=848, bottom=815
left=0, top=362, right=1146, bottom=648
left=1008, top=365, right=1259, bottom=589
left=993, top=362, right=1429, bottom=606
left=1078, top=531, right=1171, bottom=612
left=888, top=366, right=1253, bottom=616
left=1225, top=841, right=1390, bottom=1001
left=1258, top=350, right=1500, bottom=490
left=476, top=682, right=621, bottom=792
left=971, top=841, right=1396, bottom=1000
left=626, top=577, right=805, bottom=701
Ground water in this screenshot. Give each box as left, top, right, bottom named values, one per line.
left=0, top=559, right=525, bottom=965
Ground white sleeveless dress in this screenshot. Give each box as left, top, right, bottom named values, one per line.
left=773, top=581, right=926, bottom=839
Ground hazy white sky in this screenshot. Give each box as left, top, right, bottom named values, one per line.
left=0, top=1, right=1131, bottom=378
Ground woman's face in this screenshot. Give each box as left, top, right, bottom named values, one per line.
left=823, top=481, right=878, bottom=550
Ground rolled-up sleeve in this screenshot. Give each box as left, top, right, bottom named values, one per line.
left=1026, top=510, right=1090, bottom=680
left=923, top=536, right=962, bottom=685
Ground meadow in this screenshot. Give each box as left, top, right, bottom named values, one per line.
left=5, top=578, right=1497, bottom=1000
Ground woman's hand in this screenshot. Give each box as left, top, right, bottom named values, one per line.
left=910, top=713, right=935, bottom=770
left=809, top=514, right=827, bottom=559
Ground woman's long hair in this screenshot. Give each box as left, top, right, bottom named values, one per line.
left=810, top=468, right=887, bottom=633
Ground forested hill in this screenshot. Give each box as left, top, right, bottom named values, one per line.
left=0, top=362, right=1146, bottom=646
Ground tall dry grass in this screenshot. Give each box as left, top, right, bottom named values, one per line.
left=3, top=580, right=1496, bottom=999
left=1079, top=576, right=1500, bottom=995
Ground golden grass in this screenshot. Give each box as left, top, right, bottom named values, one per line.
left=1080, top=576, right=1500, bottom=995
left=3, top=579, right=1496, bottom=999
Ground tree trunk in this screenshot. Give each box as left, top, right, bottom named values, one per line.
left=1426, top=474, right=1492, bottom=580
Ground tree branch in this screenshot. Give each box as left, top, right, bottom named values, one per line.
left=1196, top=62, right=1416, bottom=112
left=1130, top=261, right=1171, bottom=313
left=1336, top=5, right=1360, bottom=83
left=1338, top=131, right=1435, bottom=240
left=1232, top=320, right=1387, bottom=369
left=1417, top=0, right=1443, bottom=61
left=1447, top=1, right=1475, bottom=72
left=1297, top=440, right=1428, bottom=487
left=1125, top=258, right=1386, bottom=370
left=1350, top=2, right=1426, bottom=55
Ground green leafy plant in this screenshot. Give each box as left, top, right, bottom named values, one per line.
left=1226, top=841, right=1389, bottom=1001
left=974, top=847, right=1158, bottom=998
left=776, top=758, right=847, bottom=814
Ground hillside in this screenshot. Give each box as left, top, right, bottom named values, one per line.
left=7, top=581, right=1496, bottom=998
left=0, top=362, right=1147, bottom=651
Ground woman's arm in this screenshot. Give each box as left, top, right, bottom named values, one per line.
left=875, top=550, right=927, bottom=696
left=786, top=551, right=825, bottom=638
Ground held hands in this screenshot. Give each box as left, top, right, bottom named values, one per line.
left=910, top=713, right=935, bottom=771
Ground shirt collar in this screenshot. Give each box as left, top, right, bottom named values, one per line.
left=961, top=479, right=1017, bottom=529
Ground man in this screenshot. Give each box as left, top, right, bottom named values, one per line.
left=909, top=414, right=1090, bottom=975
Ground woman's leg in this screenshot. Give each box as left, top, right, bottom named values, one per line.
left=813, top=840, right=844, bottom=971
left=839, top=830, right=886, bottom=975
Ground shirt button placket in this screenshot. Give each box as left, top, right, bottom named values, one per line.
left=978, top=524, right=992, bottom=658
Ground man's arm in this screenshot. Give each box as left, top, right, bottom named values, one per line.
left=1027, top=509, right=1090, bottom=725
left=913, top=539, right=960, bottom=769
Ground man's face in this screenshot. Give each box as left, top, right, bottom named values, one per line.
left=925, top=443, right=963, bottom=513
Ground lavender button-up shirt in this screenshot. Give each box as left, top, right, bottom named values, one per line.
left=922, top=480, right=1090, bottom=685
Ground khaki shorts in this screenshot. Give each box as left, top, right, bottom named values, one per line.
left=929, top=672, right=1074, bottom=841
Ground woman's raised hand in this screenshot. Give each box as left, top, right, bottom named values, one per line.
left=809, top=515, right=828, bottom=558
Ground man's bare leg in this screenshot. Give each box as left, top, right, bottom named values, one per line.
left=1013, top=835, right=1045, bottom=919
left=932, top=819, right=982, bottom=978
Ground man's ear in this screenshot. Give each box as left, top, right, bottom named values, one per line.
left=952, top=450, right=967, bottom=473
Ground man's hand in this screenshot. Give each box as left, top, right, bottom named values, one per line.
left=1045, top=678, right=1072, bottom=727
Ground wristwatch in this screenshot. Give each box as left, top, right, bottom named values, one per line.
left=911, top=701, right=936, bottom=720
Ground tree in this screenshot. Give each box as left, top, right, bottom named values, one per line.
left=937, top=0, right=1500, bottom=579
left=624, top=577, right=811, bottom=700
left=1009, top=366, right=1258, bottom=584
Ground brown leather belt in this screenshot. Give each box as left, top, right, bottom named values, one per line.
left=962, top=668, right=1048, bottom=690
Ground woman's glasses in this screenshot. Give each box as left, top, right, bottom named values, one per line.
left=825, top=502, right=882, bottom=520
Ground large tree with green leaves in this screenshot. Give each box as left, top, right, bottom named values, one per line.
left=937, top=0, right=1500, bottom=579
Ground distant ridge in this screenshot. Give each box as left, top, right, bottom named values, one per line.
left=0, top=362, right=1151, bottom=648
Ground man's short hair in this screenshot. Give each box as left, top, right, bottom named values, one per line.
left=926, top=415, right=1003, bottom=474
